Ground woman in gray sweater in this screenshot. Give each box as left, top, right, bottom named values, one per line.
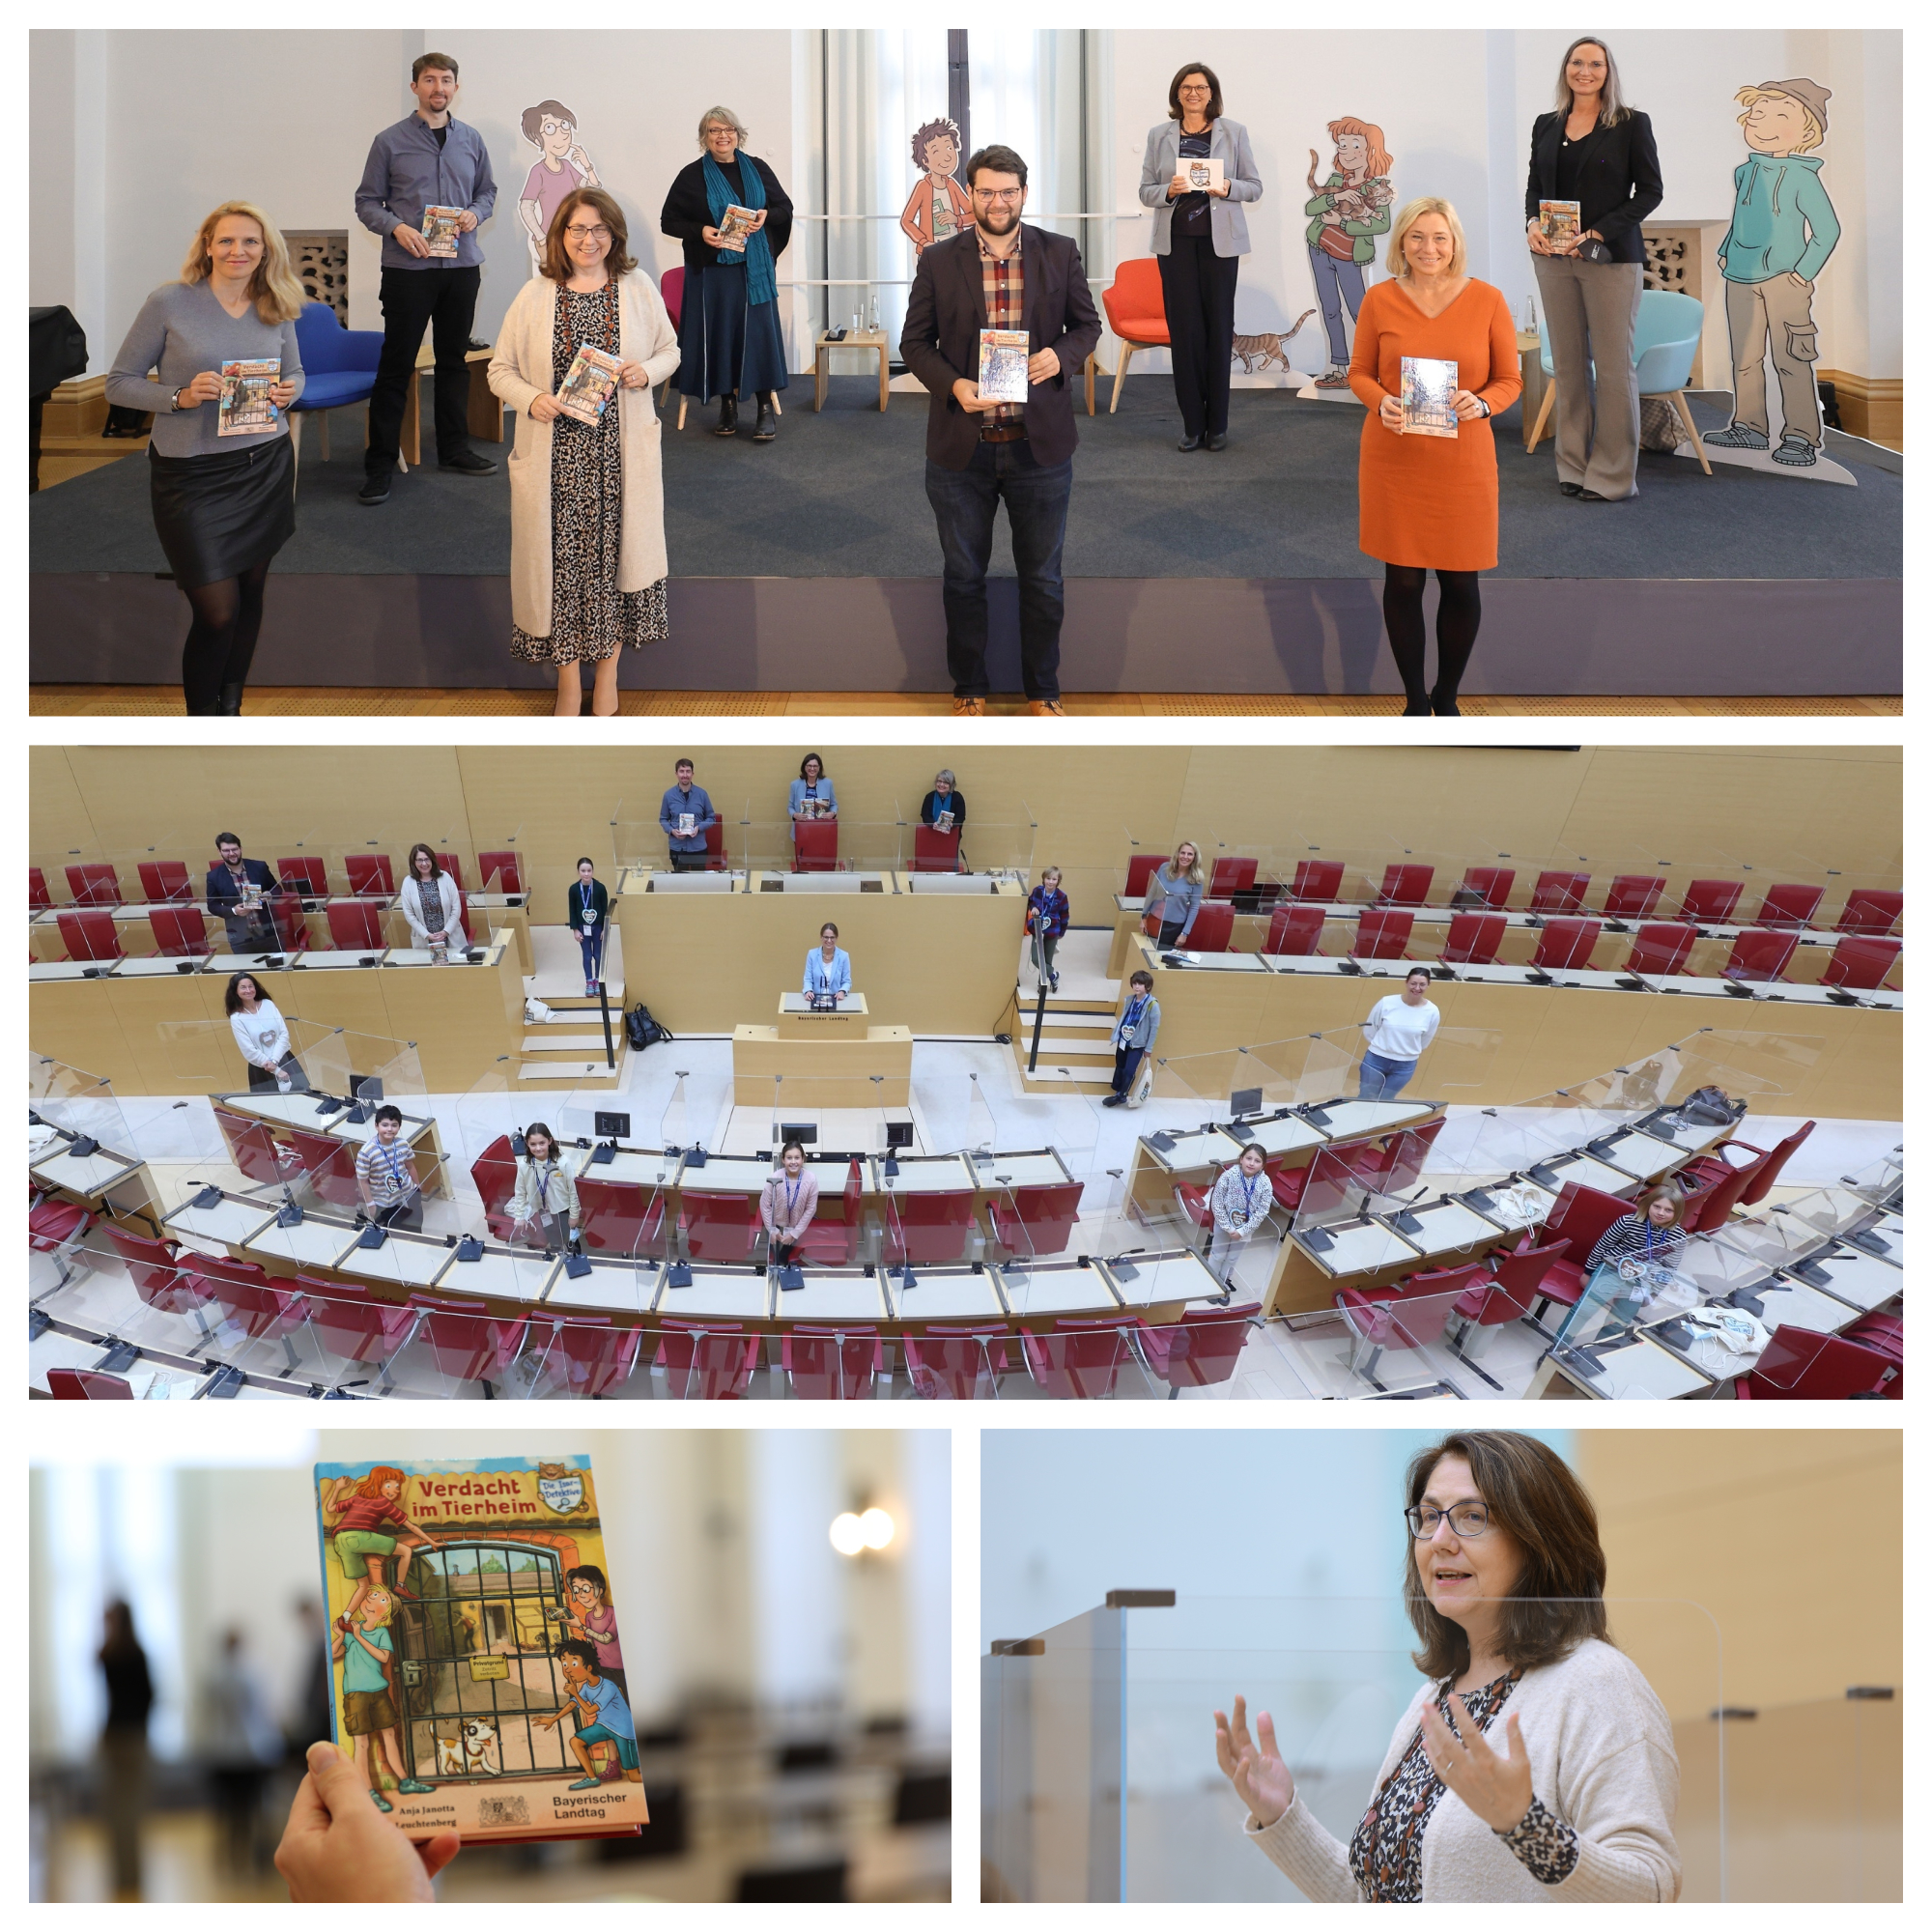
left=106, top=201, right=306, bottom=716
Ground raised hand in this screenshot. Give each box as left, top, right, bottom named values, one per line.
left=1417, top=1695, right=1533, bottom=1832
left=1212, top=1692, right=1294, bottom=1828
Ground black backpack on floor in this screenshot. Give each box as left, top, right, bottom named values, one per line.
left=626, top=1004, right=671, bottom=1051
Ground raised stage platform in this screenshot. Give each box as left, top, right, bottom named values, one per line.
left=30, top=381, right=1901, bottom=696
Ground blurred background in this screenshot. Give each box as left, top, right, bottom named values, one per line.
left=30, top=1422, right=951, bottom=1903
left=981, top=1426, right=1900, bottom=1904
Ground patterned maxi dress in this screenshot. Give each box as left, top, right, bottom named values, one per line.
left=511, top=282, right=669, bottom=663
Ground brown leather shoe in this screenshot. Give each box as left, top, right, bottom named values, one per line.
left=1028, top=699, right=1067, bottom=717
left=952, top=696, right=987, bottom=717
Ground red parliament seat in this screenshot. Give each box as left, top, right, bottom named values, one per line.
left=138, top=860, right=192, bottom=904
left=1603, top=874, right=1665, bottom=922
left=1834, top=889, right=1901, bottom=937
left=903, top=1324, right=1013, bottom=1399
left=1721, top=927, right=1799, bottom=983
left=1734, top=1325, right=1901, bottom=1400
left=1526, top=1183, right=1634, bottom=1319
left=1353, top=909, right=1413, bottom=959
left=1751, top=883, right=1824, bottom=928
left=911, top=824, right=962, bottom=873
left=1529, top=870, right=1590, bottom=915
left=1623, top=923, right=1697, bottom=977
left=1173, top=1181, right=1212, bottom=1240
left=1450, top=1239, right=1572, bottom=1352
left=326, top=899, right=385, bottom=951
left=470, top=1135, right=520, bottom=1241
left=436, top=853, right=464, bottom=891
left=1291, top=859, right=1345, bottom=902
left=1209, top=856, right=1259, bottom=898
left=577, top=1177, right=668, bottom=1260
left=47, top=1369, right=136, bottom=1399
left=102, top=1224, right=187, bottom=1297
left=214, top=1106, right=287, bottom=1185
left=149, top=907, right=213, bottom=957
left=655, top=1318, right=761, bottom=1399
left=1376, top=864, right=1434, bottom=906
left=299, top=1276, right=417, bottom=1368
left=1352, top=1118, right=1446, bottom=1194
left=1676, top=1156, right=1759, bottom=1236
left=29, top=867, right=51, bottom=910
left=67, top=863, right=122, bottom=907
left=1678, top=878, right=1744, bottom=925
left=1335, top=1279, right=1466, bottom=1381
left=792, top=1160, right=867, bottom=1267
left=537, top=1314, right=642, bottom=1398
left=1182, top=901, right=1236, bottom=952
left=1680, top=1119, right=1815, bottom=1205
left=281, top=1129, right=362, bottom=1210
left=278, top=856, right=329, bottom=896
left=792, top=819, right=838, bottom=873
left=1441, top=911, right=1506, bottom=965
left=405, top=1293, right=528, bottom=1386
left=1124, top=853, right=1164, bottom=899
left=58, top=910, right=123, bottom=964
left=1529, top=918, right=1600, bottom=971
left=1264, top=903, right=1326, bottom=955
left=989, top=1179, right=1084, bottom=1260
left=781, top=1326, right=886, bottom=1399
left=29, top=1192, right=93, bottom=1263
left=703, top=818, right=726, bottom=871
left=1459, top=867, right=1515, bottom=909
left=1135, top=1302, right=1260, bottom=1395
left=1022, top=1318, right=1138, bottom=1399
left=476, top=851, right=525, bottom=894
left=680, top=1189, right=762, bottom=1263
left=883, top=1187, right=977, bottom=1266
left=344, top=854, right=395, bottom=896
left=269, top=896, right=311, bottom=954
left=1823, top=937, right=1900, bottom=992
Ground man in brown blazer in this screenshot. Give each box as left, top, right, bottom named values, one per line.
left=899, top=143, right=1102, bottom=717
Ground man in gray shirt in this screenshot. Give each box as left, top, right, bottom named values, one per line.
left=353, top=50, right=498, bottom=505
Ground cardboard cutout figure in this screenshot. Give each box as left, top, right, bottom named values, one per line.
left=519, top=99, right=602, bottom=276
left=1305, top=118, right=1395, bottom=389
left=899, top=117, right=972, bottom=258
left=1706, top=79, right=1844, bottom=474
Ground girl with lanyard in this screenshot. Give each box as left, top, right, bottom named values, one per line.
left=510, top=1122, right=582, bottom=1253
left=571, top=857, right=610, bottom=997
left=760, top=1138, right=820, bottom=1267
left=1208, top=1141, right=1271, bottom=1286
left=1560, top=1184, right=1687, bottom=1348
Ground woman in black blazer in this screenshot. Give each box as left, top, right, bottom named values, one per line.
left=1525, top=37, right=1663, bottom=502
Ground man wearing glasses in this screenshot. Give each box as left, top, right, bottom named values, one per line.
left=900, top=144, right=1101, bottom=718
left=353, top=51, right=499, bottom=506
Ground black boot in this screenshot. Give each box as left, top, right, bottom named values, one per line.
left=714, top=396, right=738, bottom=437
left=753, top=392, right=778, bottom=441
left=218, top=684, right=245, bottom=716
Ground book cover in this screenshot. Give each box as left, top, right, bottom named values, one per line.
left=714, top=204, right=757, bottom=252
left=216, top=358, right=279, bottom=438
left=422, top=205, right=465, bottom=257
left=978, top=327, right=1031, bottom=405
left=1179, top=154, right=1225, bottom=193
left=1538, top=199, right=1581, bottom=247
left=314, top=1455, right=646, bottom=1845
left=1400, top=356, right=1459, bottom=439
left=554, top=345, right=624, bottom=427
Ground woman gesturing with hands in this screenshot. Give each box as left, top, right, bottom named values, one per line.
left=1214, top=1432, right=1680, bottom=1902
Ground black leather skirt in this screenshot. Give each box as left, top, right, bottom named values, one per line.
left=149, top=434, right=296, bottom=589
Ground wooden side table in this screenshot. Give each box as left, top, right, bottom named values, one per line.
left=399, top=345, right=502, bottom=468
left=814, top=329, right=891, bottom=412
left=1516, top=329, right=1549, bottom=450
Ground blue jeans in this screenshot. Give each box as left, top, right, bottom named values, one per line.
left=1357, top=1051, right=1415, bottom=1100
left=924, top=440, right=1072, bottom=700
left=577, top=928, right=605, bottom=985
left=1309, top=245, right=1366, bottom=368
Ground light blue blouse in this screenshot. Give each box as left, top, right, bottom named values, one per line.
left=804, top=946, right=852, bottom=996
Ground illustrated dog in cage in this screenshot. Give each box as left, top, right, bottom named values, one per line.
left=435, top=1717, right=503, bottom=1777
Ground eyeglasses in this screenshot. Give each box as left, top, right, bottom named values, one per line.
left=1405, top=1503, right=1492, bottom=1539
left=564, top=225, right=611, bottom=242
left=1178, top=83, right=1211, bottom=94
left=973, top=187, right=1024, bottom=204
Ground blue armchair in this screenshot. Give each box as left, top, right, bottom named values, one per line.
left=286, top=300, right=384, bottom=469
left=1526, top=288, right=1710, bottom=475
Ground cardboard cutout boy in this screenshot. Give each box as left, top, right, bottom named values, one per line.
left=899, top=117, right=972, bottom=258
left=1708, top=79, right=1840, bottom=467
left=519, top=99, right=603, bottom=275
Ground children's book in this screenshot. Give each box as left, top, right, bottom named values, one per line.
left=422, top=205, right=465, bottom=257
left=1179, top=155, right=1225, bottom=193
left=216, top=359, right=279, bottom=437
left=978, top=327, right=1031, bottom=405
left=714, top=204, right=758, bottom=252
left=554, top=345, right=624, bottom=426
left=1400, top=356, right=1459, bottom=439
left=314, top=1455, right=646, bottom=1845
left=1538, top=199, right=1580, bottom=247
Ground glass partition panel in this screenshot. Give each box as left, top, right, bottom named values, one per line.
left=29, top=1055, right=132, bottom=1153
left=1839, top=1145, right=1903, bottom=1212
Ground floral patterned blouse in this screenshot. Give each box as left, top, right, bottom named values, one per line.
left=1347, top=1669, right=1580, bottom=1901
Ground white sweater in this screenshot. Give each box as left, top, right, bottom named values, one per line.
left=230, top=1000, right=290, bottom=1069
left=398, top=873, right=466, bottom=947
left=1363, top=994, right=1440, bottom=1063
left=1242, top=1638, right=1681, bottom=1903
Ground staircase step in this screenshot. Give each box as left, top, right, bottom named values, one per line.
left=522, top=1032, right=614, bottom=1053
left=1015, top=1037, right=1113, bottom=1060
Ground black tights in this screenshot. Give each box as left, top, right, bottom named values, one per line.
left=181, top=561, right=270, bottom=714
left=1381, top=565, right=1481, bottom=707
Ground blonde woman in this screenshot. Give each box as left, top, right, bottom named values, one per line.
left=1350, top=198, right=1520, bottom=716
left=489, top=186, right=680, bottom=717
left=105, top=201, right=307, bottom=717
left=1143, top=841, right=1207, bottom=948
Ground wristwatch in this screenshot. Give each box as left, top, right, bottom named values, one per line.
left=1475, top=397, right=1492, bottom=418
left=170, top=386, right=187, bottom=412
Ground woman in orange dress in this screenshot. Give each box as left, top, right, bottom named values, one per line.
left=1350, top=197, right=1522, bottom=716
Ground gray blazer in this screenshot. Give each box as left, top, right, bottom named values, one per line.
left=1139, top=118, right=1264, bottom=257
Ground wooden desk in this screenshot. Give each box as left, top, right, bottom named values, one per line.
left=814, top=329, right=891, bottom=412
left=400, top=345, right=500, bottom=467
left=30, top=1135, right=161, bottom=1232
left=732, top=998, right=914, bottom=1106
left=777, top=991, right=871, bottom=1038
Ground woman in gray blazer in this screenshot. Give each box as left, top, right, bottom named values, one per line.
left=1138, top=64, right=1263, bottom=451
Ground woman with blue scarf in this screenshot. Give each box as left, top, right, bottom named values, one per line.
left=661, top=106, right=792, bottom=441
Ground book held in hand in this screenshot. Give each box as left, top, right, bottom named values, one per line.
left=1180, top=155, right=1225, bottom=193
left=714, top=205, right=758, bottom=252
left=978, top=327, right=1031, bottom=405
left=422, top=205, right=465, bottom=257
left=217, top=358, right=280, bottom=437
left=1538, top=199, right=1581, bottom=247
left=554, top=345, right=624, bottom=426
left=314, top=1454, right=646, bottom=1846
left=1400, top=356, right=1459, bottom=439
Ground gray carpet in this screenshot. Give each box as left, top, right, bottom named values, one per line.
left=31, top=380, right=1900, bottom=582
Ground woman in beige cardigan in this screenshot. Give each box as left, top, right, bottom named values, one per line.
left=489, top=185, right=680, bottom=717
left=1214, top=1431, right=1680, bottom=1902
